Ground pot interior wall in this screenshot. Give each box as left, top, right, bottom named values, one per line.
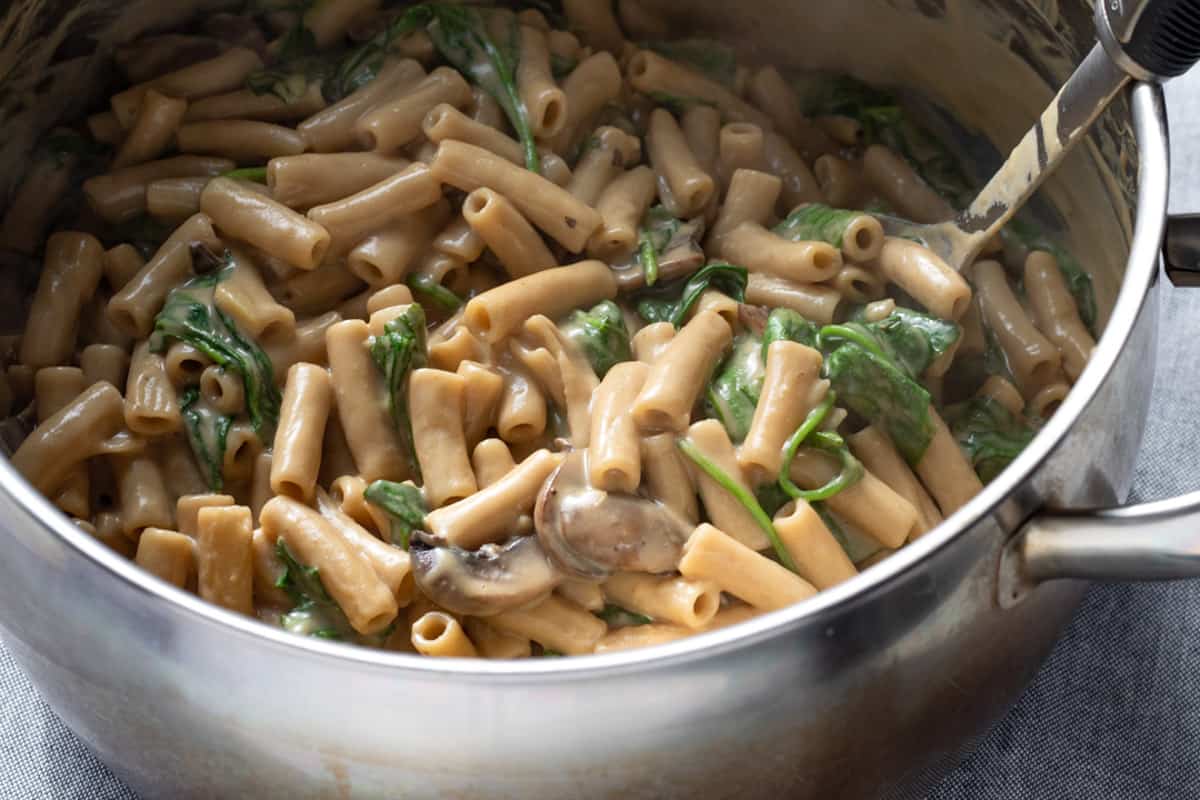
left=0, top=0, right=1138, bottom=330
left=639, top=0, right=1137, bottom=328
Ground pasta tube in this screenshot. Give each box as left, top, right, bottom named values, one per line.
left=196, top=505, right=255, bottom=615
left=632, top=311, right=732, bottom=433
left=679, top=524, right=817, bottom=610
left=20, top=232, right=104, bottom=369
left=425, top=449, right=563, bottom=549
left=201, top=178, right=331, bottom=271
left=408, top=368, right=477, bottom=508
left=431, top=140, right=603, bottom=252
left=260, top=496, right=398, bottom=635
left=588, top=361, right=649, bottom=493
left=270, top=363, right=333, bottom=502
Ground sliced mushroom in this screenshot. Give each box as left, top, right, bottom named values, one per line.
left=535, top=450, right=693, bottom=579
left=410, top=534, right=563, bottom=617
left=611, top=217, right=707, bottom=291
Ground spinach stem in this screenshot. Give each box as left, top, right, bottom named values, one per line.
left=818, top=324, right=887, bottom=361
left=221, top=166, right=268, bottom=182
left=406, top=273, right=463, bottom=311
left=676, top=437, right=799, bottom=574
left=778, top=394, right=865, bottom=503
left=639, top=235, right=659, bottom=287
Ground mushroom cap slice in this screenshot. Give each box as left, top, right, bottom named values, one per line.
left=410, top=534, right=563, bottom=617
left=534, top=450, right=693, bottom=579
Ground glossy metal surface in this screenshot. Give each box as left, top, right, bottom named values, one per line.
left=1165, top=213, right=1200, bottom=283
left=0, top=2, right=1172, bottom=799
left=885, top=42, right=1132, bottom=270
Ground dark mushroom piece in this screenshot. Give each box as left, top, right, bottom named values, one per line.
left=410, top=533, right=563, bottom=617
left=610, top=217, right=707, bottom=291
left=534, top=449, right=693, bottom=579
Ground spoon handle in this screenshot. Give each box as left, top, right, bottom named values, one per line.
left=955, top=42, right=1130, bottom=241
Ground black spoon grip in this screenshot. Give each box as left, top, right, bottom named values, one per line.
left=1102, top=0, right=1200, bottom=78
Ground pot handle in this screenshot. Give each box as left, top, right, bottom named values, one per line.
left=998, top=493, right=1200, bottom=607
left=1165, top=214, right=1200, bottom=285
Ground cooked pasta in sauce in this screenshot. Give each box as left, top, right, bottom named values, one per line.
left=2, top=0, right=1098, bottom=657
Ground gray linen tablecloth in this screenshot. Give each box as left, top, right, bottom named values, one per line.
left=1, top=73, right=1199, bottom=800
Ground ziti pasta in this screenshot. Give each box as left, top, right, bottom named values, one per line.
left=4, top=0, right=1097, bottom=657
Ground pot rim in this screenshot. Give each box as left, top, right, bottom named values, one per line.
left=0, top=84, right=1169, bottom=681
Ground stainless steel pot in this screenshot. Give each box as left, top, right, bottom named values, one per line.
left=0, top=1, right=1195, bottom=798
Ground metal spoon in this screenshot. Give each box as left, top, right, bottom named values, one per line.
left=882, top=0, right=1200, bottom=271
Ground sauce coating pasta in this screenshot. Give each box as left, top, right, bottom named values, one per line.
left=3, top=0, right=1096, bottom=658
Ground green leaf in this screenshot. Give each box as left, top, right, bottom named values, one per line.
left=704, top=336, right=763, bottom=443
left=363, top=480, right=427, bottom=548
left=636, top=261, right=747, bottom=328
left=643, top=39, right=739, bottom=89
left=595, top=603, right=653, bottom=627
left=944, top=396, right=1037, bottom=483
left=151, top=263, right=281, bottom=437
left=550, top=52, right=578, bottom=79
left=407, top=272, right=463, bottom=311
left=558, top=300, right=632, bottom=378
left=824, top=342, right=935, bottom=465
left=799, top=75, right=973, bottom=207
left=761, top=308, right=820, bottom=359
left=367, top=305, right=428, bottom=480
left=180, top=386, right=232, bottom=491
left=108, top=215, right=175, bottom=260
left=221, top=166, right=268, bottom=182
left=1004, top=216, right=1097, bottom=335
left=636, top=205, right=682, bottom=288
left=275, top=538, right=358, bottom=641
left=323, top=5, right=433, bottom=103
left=773, top=203, right=865, bottom=249
left=425, top=4, right=540, bottom=173
left=848, top=306, right=961, bottom=379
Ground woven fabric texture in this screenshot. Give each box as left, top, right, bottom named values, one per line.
left=1, top=69, right=1198, bottom=800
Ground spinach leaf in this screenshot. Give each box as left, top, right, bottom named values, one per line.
left=800, top=75, right=973, bottom=207
left=774, top=203, right=866, bottom=249
left=595, top=603, right=653, bottom=627
left=1004, top=216, right=1097, bottom=335
left=275, top=538, right=366, bottom=641
left=761, top=308, right=819, bottom=359
left=246, top=64, right=324, bottom=104
left=636, top=262, right=747, bottom=328
left=849, top=306, right=961, bottom=379
left=363, top=479, right=427, bottom=548
left=108, top=215, right=174, bottom=259
left=150, top=265, right=281, bottom=437
left=824, top=342, right=935, bottom=465
left=643, top=39, right=739, bottom=89
left=323, top=5, right=433, bottom=102
left=367, top=304, right=427, bottom=480
left=425, top=4, right=540, bottom=173
left=637, top=205, right=682, bottom=287
left=221, top=166, right=268, bottom=182
left=550, top=52, right=577, bottom=79
left=180, top=386, right=232, bottom=491
left=944, top=396, right=1036, bottom=483
left=704, top=336, right=763, bottom=443
left=558, top=300, right=632, bottom=378
left=755, top=482, right=792, bottom=518
left=407, top=272, right=464, bottom=311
